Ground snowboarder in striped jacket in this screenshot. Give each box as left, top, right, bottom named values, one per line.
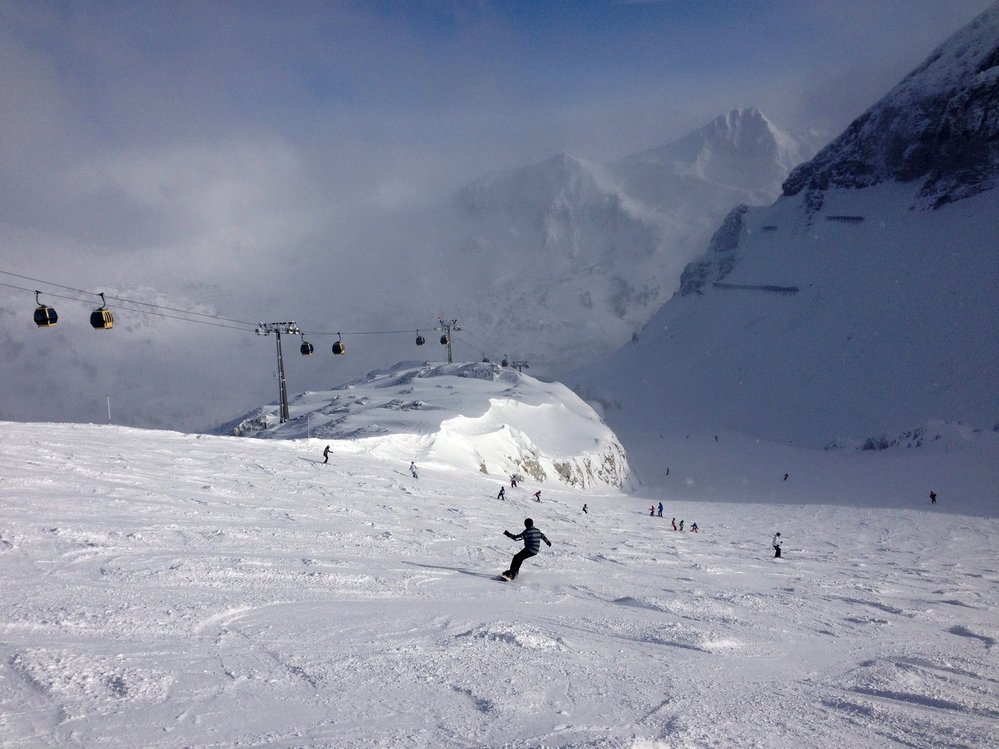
left=501, top=518, right=551, bottom=580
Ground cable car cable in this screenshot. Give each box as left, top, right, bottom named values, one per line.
left=0, top=269, right=257, bottom=327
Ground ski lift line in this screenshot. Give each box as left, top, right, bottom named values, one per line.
left=455, top=324, right=506, bottom=363
left=6, top=278, right=443, bottom=340
left=1, top=280, right=258, bottom=333
left=0, top=269, right=257, bottom=326
left=301, top=327, right=437, bottom=337
left=459, top=326, right=499, bottom=355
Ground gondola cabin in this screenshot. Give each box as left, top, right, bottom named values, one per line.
left=332, top=334, right=346, bottom=356
left=90, top=308, right=114, bottom=330
left=34, top=306, right=58, bottom=326
left=35, top=304, right=59, bottom=328
left=415, top=334, right=426, bottom=346
left=90, top=294, right=114, bottom=330
left=300, top=341, right=314, bottom=356
left=440, top=334, right=449, bottom=345
left=33, top=291, right=58, bottom=327
left=35, top=291, right=59, bottom=328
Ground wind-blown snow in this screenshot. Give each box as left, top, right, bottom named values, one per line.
left=221, top=361, right=629, bottom=491
left=2, top=421, right=997, bottom=748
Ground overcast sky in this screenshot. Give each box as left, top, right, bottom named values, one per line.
left=1, top=0, right=994, bottom=430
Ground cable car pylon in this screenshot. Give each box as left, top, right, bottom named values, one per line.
left=436, top=318, right=461, bottom=363
left=256, top=321, right=300, bottom=423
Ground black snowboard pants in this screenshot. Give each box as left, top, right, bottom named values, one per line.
left=774, top=545, right=782, bottom=558
left=505, top=549, right=537, bottom=579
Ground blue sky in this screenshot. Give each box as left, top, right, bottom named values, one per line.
left=3, top=0, right=992, bottom=244
left=5, top=0, right=994, bottom=169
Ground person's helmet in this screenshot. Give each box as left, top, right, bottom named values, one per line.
left=776, top=531, right=781, bottom=536
left=524, top=518, right=534, bottom=527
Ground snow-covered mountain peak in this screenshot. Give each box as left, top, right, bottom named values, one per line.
left=444, top=109, right=819, bottom=375
left=456, top=152, right=606, bottom=215
left=621, top=107, right=813, bottom=195
left=221, top=361, right=630, bottom=490
left=783, top=2, right=999, bottom=209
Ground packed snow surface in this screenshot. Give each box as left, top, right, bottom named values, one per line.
left=2, top=421, right=998, bottom=748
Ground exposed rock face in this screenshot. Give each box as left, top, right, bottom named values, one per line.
left=783, top=4, right=999, bottom=210
left=678, top=205, right=748, bottom=296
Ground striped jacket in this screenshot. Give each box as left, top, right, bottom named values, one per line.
left=510, top=527, right=550, bottom=554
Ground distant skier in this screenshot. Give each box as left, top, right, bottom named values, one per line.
left=533, top=490, right=542, bottom=502
left=783, top=473, right=789, bottom=481
left=679, top=519, right=685, bottom=531
left=650, top=505, right=655, bottom=516
left=929, top=491, right=937, bottom=504
left=582, top=503, right=588, bottom=514
left=657, top=502, right=663, bottom=517
left=497, top=486, right=506, bottom=500
left=501, top=518, right=551, bottom=580
left=511, top=476, right=518, bottom=488
left=691, top=522, right=699, bottom=533
left=772, top=531, right=782, bottom=558
left=409, top=462, right=419, bottom=479
left=671, top=517, right=677, bottom=530
left=666, top=467, right=670, bottom=476
left=322, top=445, right=331, bottom=464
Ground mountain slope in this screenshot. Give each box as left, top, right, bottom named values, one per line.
left=449, top=109, right=818, bottom=372
left=783, top=3, right=999, bottom=209
left=3, top=420, right=998, bottom=746
left=573, top=5, right=999, bottom=483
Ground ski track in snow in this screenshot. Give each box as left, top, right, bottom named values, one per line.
left=1, top=422, right=997, bottom=748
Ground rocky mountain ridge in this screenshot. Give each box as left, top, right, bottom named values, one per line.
left=783, top=3, right=999, bottom=210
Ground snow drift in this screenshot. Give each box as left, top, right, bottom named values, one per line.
left=222, top=361, right=630, bottom=490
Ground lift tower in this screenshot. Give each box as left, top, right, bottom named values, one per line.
left=436, top=318, right=461, bottom=364
left=256, top=322, right=301, bottom=423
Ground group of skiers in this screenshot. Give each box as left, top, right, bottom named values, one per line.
left=321, top=447, right=784, bottom=580
left=497, top=483, right=542, bottom=503
left=647, top=503, right=699, bottom=533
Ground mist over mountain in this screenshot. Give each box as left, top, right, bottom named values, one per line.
left=574, top=4, right=999, bottom=485
left=0, top=108, right=818, bottom=433
left=448, top=108, right=819, bottom=372
left=783, top=3, right=999, bottom=210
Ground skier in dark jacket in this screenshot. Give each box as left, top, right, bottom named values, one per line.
left=501, top=518, right=551, bottom=580
left=322, top=445, right=331, bottom=464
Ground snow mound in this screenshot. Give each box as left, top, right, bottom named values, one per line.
left=222, top=361, right=630, bottom=490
